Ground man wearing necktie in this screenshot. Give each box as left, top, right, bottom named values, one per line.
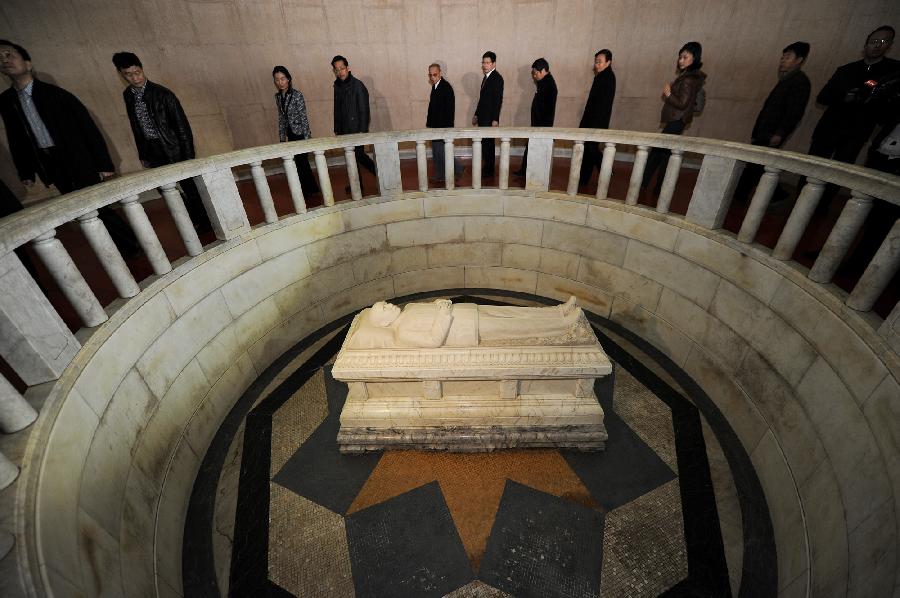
left=472, top=51, right=504, bottom=178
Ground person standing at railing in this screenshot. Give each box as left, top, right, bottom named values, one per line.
left=578, top=49, right=616, bottom=189
left=641, top=42, right=707, bottom=198
left=0, top=40, right=139, bottom=255
left=514, top=58, right=557, bottom=178
left=426, top=63, right=462, bottom=183
left=472, top=51, right=504, bottom=179
left=331, top=55, right=377, bottom=195
left=112, top=51, right=212, bottom=234
left=273, top=65, right=320, bottom=197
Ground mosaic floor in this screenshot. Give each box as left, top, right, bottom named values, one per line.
left=183, top=293, right=776, bottom=597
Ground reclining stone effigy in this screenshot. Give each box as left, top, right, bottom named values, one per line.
left=331, top=297, right=612, bottom=453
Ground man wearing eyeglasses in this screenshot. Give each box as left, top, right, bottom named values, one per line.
left=809, top=25, right=898, bottom=165
left=332, top=55, right=377, bottom=189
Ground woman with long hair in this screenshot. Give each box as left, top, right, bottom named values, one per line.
left=641, top=42, right=707, bottom=196
left=273, top=65, right=319, bottom=195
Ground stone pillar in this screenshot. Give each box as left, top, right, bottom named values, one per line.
left=472, top=138, right=482, bottom=190
left=119, top=194, right=171, bottom=275
left=444, top=138, right=455, bottom=191
left=195, top=168, right=252, bottom=240
left=281, top=156, right=307, bottom=214
left=499, top=137, right=511, bottom=190
left=0, top=252, right=79, bottom=384
left=596, top=142, right=617, bottom=200
left=159, top=183, right=203, bottom=256
left=314, top=150, right=334, bottom=207
left=416, top=141, right=428, bottom=191
left=524, top=137, right=554, bottom=192
left=656, top=149, right=683, bottom=214
left=76, top=210, right=140, bottom=298
left=250, top=161, right=278, bottom=224
left=567, top=141, right=584, bottom=195
left=0, top=372, right=38, bottom=433
left=625, top=145, right=649, bottom=205
left=374, top=141, right=402, bottom=196
left=738, top=166, right=781, bottom=243
left=847, top=219, right=900, bottom=312
left=773, top=178, right=825, bottom=260
left=31, top=230, right=107, bottom=328
left=686, top=155, right=744, bottom=229
left=809, top=191, right=874, bottom=283
left=344, top=146, right=362, bottom=201
left=0, top=450, right=18, bottom=489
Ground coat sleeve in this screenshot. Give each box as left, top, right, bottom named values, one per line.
left=296, top=90, right=312, bottom=138
left=599, top=74, right=615, bottom=128
left=0, top=99, right=37, bottom=182
left=774, top=75, right=811, bottom=139
left=123, top=90, right=148, bottom=162
left=664, top=76, right=698, bottom=111
left=167, top=92, right=195, bottom=160
left=492, top=75, right=504, bottom=123
left=276, top=95, right=287, bottom=142
left=358, top=82, right=370, bottom=133
left=816, top=65, right=850, bottom=106
left=545, top=81, right=558, bottom=126
left=66, top=89, right=114, bottom=172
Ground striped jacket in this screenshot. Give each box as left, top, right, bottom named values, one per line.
left=276, top=88, right=311, bottom=141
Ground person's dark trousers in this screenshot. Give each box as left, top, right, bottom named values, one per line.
left=579, top=141, right=601, bottom=187
left=642, top=120, right=685, bottom=194
left=144, top=141, right=212, bottom=233
left=482, top=138, right=496, bottom=176
left=431, top=140, right=462, bottom=181
left=286, top=131, right=320, bottom=195
left=843, top=149, right=900, bottom=268
left=516, top=146, right=529, bottom=176
left=734, top=139, right=778, bottom=200
left=353, top=145, right=377, bottom=176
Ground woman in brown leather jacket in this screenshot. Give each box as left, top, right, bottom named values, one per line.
left=642, top=41, right=707, bottom=196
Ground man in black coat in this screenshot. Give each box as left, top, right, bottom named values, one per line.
left=0, top=40, right=138, bottom=253
left=113, top=51, right=211, bottom=232
left=579, top=49, right=616, bottom=188
left=472, top=51, right=504, bottom=178
left=332, top=55, right=377, bottom=183
left=514, top=58, right=557, bottom=177
left=426, top=63, right=461, bottom=182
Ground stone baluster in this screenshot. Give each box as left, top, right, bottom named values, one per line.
left=314, top=150, right=334, bottom=207
left=686, top=155, right=744, bottom=229
left=0, top=373, right=37, bottom=433
left=344, top=147, right=362, bottom=201
left=738, top=166, right=781, bottom=243
left=195, top=168, right=251, bottom=240
left=76, top=210, right=140, bottom=299
left=499, top=137, right=511, bottom=190
left=119, top=195, right=171, bottom=275
left=656, top=149, right=684, bottom=214
left=847, top=219, right=900, bottom=311
left=472, top=138, right=482, bottom=189
left=625, top=145, right=649, bottom=205
left=374, top=141, right=402, bottom=197
left=567, top=141, right=585, bottom=195
left=0, top=450, right=18, bottom=490
left=444, top=138, right=455, bottom=191
left=0, top=532, right=13, bottom=561
left=250, top=161, right=278, bottom=224
left=416, top=141, right=428, bottom=191
left=773, top=178, right=825, bottom=260
left=281, top=156, right=307, bottom=214
left=596, top=142, right=617, bottom=200
left=809, top=191, right=874, bottom=283
left=159, top=183, right=203, bottom=256
left=31, top=230, right=107, bottom=327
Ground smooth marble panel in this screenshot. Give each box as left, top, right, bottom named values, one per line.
left=577, top=257, right=663, bottom=311
left=305, top=227, right=391, bottom=273
left=541, top=221, right=627, bottom=266
left=155, top=440, right=200, bottom=595
left=503, top=195, right=587, bottom=225
left=535, top=273, right=613, bottom=318
left=623, top=239, right=721, bottom=310
left=800, top=460, right=849, bottom=598
left=163, top=242, right=262, bottom=316
left=341, top=197, right=424, bottom=230
left=862, top=375, right=900, bottom=552
left=195, top=326, right=242, bottom=385
left=609, top=299, right=693, bottom=368
left=425, top=195, right=504, bottom=217
left=352, top=246, right=428, bottom=282
left=428, top=242, right=502, bottom=267
left=847, top=498, right=897, bottom=598
left=465, top=266, right=538, bottom=294
left=538, top=247, right=581, bottom=281
left=77, top=508, right=123, bottom=598
left=500, top=243, right=542, bottom=271
left=231, top=297, right=283, bottom=353
left=247, top=307, right=326, bottom=374
left=220, top=246, right=312, bottom=317
left=41, top=563, right=86, bottom=598
left=130, top=402, right=188, bottom=493
left=586, top=205, right=679, bottom=251
left=319, top=278, right=396, bottom=323
left=255, top=211, right=346, bottom=260
left=273, top=262, right=356, bottom=318
left=158, top=360, right=210, bottom=433
left=119, top=467, right=157, bottom=598
left=386, top=216, right=465, bottom=247
left=464, top=216, right=543, bottom=245
left=393, top=266, right=465, bottom=296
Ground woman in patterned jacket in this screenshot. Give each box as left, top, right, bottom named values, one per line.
left=273, top=65, right=319, bottom=195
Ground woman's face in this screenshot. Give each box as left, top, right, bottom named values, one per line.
left=274, top=72, right=290, bottom=92
left=677, top=50, right=694, bottom=71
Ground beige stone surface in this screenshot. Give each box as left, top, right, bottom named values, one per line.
left=425, top=194, right=504, bottom=217
left=428, top=242, right=502, bottom=268
left=503, top=195, right=587, bottom=225
left=577, top=257, right=663, bottom=312
left=254, top=211, right=346, bottom=261
left=319, top=277, right=396, bottom=323
left=542, top=221, right=628, bottom=266
left=154, top=439, right=200, bottom=595
left=464, top=216, right=543, bottom=245
left=609, top=299, right=693, bottom=368
left=387, top=216, right=466, bottom=247
left=247, top=307, right=326, bottom=373
left=195, top=326, right=242, bottom=385
left=340, top=196, right=424, bottom=230
left=847, top=498, right=898, bottom=598
left=623, top=240, right=720, bottom=310
left=272, top=263, right=356, bottom=318
left=119, top=465, right=161, bottom=596
left=536, top=247, right=581, bottom=281
left=535, top=273, right=613, bottom=318
left=163, top=242, right=262, bottom=317
left=393, top=266, right=465, bottom=296
left=500, top=243, right=542, bottom=272
left=220, top=247, right=312, bottom=316
left=464, top=266, right=538, bottom=294
left=587, top=205, right=680, bottom=252
left=799, top=460, right=849, bottom=598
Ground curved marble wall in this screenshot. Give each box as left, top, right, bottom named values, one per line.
left=24, top=191, right=898, bottom=597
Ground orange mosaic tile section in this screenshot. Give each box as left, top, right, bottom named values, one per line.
left=347, top=449, right=603, bottom=571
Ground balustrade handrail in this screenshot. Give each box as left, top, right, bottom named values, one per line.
left=1, top=127, right=898, bottom=256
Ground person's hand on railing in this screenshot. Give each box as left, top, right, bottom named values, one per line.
left=471, top=115, right=477, bottom=126
left=492, top=120, right=499, bottom=127
left=99, top=171, right=114, bottom=181
left=21, top=179, right=33, bottom=188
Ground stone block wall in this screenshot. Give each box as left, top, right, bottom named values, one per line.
left=24, top=192, right=899, bottom=597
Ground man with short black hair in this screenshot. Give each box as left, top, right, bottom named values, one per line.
left=472, top=51, right=504, bottom=178
left=332, top=55, right=377, bottom=188
left=514, top=57, right=557, bottom=177
left=113, top=51, right=211, bottom=233
left=426, top=63, right=462, bottom=182
left=578, top=49, right=616, bottom=188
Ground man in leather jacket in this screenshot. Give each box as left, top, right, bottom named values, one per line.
left=113, top=51, right=211, bottom=232
left=331, top=55, right=377, bottom=189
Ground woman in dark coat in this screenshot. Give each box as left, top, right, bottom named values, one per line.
left=642, top=41, right=707, bottom=195
left=273, top=66, right=319, bottom=195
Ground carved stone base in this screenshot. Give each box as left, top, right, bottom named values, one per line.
left=337, top=424, right=608, bottom=453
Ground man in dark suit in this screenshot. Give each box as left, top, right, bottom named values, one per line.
left=579, top=49, right=616, bottom=188
left=472, top=51, right=504, bottom=178
left=426, top=63, right=461, bottom=182
left=514, top=57, right=558, bottom=177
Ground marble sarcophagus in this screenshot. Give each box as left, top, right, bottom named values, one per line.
left=331, top=297, right=612, bottom=453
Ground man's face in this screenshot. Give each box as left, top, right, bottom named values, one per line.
left=865, top=28, right=894, bottom=61
left=0, top=46, right=30, bottom=78
left=481, top=57, right=494, bottom=75
left=428, top=66, right=441, bottom=85
left=594, top=55, right=610, bottom=74
left=332, top=60, right=349, bottom=81
left=531, top=68, right=547, bottom=82
left=779, top=51, right=804, bottom=73
left=119, top=65, right=146, bottom=88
